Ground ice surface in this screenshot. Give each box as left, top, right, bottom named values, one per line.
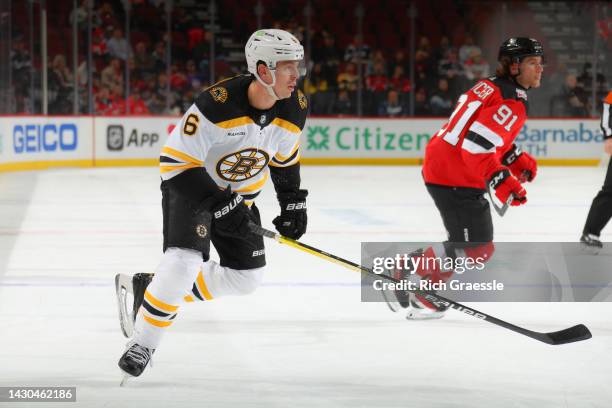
left=0, top=166, right=610, bottom=407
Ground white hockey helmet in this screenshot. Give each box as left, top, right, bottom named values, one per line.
left=245, top=29, right=304, bottom=99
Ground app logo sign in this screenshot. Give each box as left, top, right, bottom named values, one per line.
left=107, top=125, right=124, bottom=151
left=13, top=123, right=78, bottom=153
left=106, top=125, right=159, bottom=151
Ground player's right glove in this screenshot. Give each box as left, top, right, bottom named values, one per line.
left=501, top=144, right=537, bottom=183
left=209, top=188, right=253, bottom=237
left=487, top=168, right=527, bottom=206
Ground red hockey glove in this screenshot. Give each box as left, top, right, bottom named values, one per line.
left=488, top=169, right=527, bottom=207
left=501, top=144, right=537, bottom=183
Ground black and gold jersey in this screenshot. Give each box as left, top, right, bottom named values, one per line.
left=160, top=74, right=308, bottom=204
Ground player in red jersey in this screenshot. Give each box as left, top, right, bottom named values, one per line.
left=387, top=38, right=543, bottom=319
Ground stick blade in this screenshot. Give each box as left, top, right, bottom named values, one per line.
left=543, top=324, right=592, bottom=345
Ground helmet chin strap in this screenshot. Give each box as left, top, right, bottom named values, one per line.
left=254, top=69, right=280, bottom=100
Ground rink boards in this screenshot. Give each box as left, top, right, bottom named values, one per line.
left=0, top=115, right=604, bottom=171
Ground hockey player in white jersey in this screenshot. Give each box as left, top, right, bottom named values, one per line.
left=116, top=29, right=309, bottom=381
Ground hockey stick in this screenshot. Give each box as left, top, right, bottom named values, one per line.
left=250, top=224, right=592, bottom=345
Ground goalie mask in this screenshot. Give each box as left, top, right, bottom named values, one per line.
left=245, top=29, right=305, bottom=99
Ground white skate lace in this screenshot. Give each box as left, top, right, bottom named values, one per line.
left=125, top=344, right=153, bottom=366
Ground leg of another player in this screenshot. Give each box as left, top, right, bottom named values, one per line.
left=581, top=160, right=612, bottom=251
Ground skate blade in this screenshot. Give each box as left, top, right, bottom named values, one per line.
left=120, top=372, right=132, bottom=387
left=381, top=289, right=401, bottom=312
left=115, top=274, right=135, bottom=338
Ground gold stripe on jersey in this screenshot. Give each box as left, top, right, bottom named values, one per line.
left=271, top=117, right=301, bottom=134
left=144, top=290, right=179, bottom=313
left=274, top=141, right=300, bottom=161
left=268, top=151, right=301, bottom=167
left=184, top=295, right=195, bottom=302
left=159, top=163, right=201, bottom=174
left=143, top=314, right=173, bottom=327
left=235, top=172, right=269, bottom=193
left=216, top=116, right=255, bottom=129
left=161, top=146, right=203, bottom=166
left=196, top=269, right=213, bottom=300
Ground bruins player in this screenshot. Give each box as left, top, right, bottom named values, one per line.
left=387, top=38, right=543, bottom=319
left=116, top=29, right=309, bottom=380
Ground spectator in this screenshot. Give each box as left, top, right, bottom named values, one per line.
left=551, top=74, right=589, bottom=117
left=368, top=49, right=387, bottom=76
left=304, top=63, right=332, bottom=115
left=185, top=59, right=205, bottom=91
left=332, top=89, right=354, bottom=115
left=463, top=49, right=490, bottom=82
left=10, top=37, right=31, bottom=112
left=366, top=61, right=389, bottom=92
left=389, top=66, right=411, bottom=93
left=92, top=28, right=108, bottom=59
left=344, top=34, right=371, bottom=65
left=459, top=34, right=481, bottom=64
left=95, top=87, right=113, bottom=114
left=101, top=58, right=123, bottom=90
left=337, top=62, right=359, bottom=92
left=378, top=89, right=405, bottom=117
left=133, top=41, right=155, bottom=78
left=152, top=41, right=167, bottom=73
left=69, top=0, right=94, bottom=30
left=109, top=84, right=126, bottom=114
left=107, top=28, right=132, bottom=61
left=127, top=90, right=149, bottom=114
left=170, top=63, right=188, bottom=91
left=414, top=87, right=431, bottom=116
left=313, top=33, right=341, bottom=88
left=48, top=54, right=74, bottom=114
left=97, top=2, right=117, bottom=28
left=388, top=50, right=409, bottom=77
left=429, top=78, right=454, bottom=116
left=433, top=35, right=454, bottom=62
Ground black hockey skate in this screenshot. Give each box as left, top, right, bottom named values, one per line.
left=115, top=273, right=153, bottom=338
left=119, top=341, right=155, bottom=385
left=381, top=249, right=448, bottom=320
left=580, top=233, right=603, bottom=254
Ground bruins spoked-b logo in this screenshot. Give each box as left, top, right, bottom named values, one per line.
left=209, top=86, right=228, bottom=103
left=195, top=224, right=208, bottom=238
left=216, top=148, right=269, bottom=182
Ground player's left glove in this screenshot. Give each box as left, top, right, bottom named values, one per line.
left=501, top=144, right=537, bottom=183
left=273, top=189, right=308, bottom=240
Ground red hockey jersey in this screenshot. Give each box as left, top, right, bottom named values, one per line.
left=423, top=76, right=529, bottom=189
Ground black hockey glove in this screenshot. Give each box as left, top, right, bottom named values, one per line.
left=208, top=188, right=253, bottom=238
left=273, top=189, right=308, bottom=240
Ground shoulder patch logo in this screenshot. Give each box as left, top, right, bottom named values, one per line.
left=210, top=86, right=228, bottom=103
left=516, top=89, right=528, bottom=101
left=298, top=89, right=307, bottom=110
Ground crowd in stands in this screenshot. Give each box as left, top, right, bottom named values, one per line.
left=8, top=0, right=608, bottom=117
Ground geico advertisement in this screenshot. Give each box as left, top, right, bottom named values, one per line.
left=515, top=119, right=602, bottom=158
left=0, top=117, right=92, bottom=162
left=301, top=118, right=445, bottom=158
left=95, top=117, right=174, bottom=159
left=302, top=118, right=602, bottom=159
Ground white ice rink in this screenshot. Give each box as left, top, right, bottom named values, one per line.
left=0, top=165, right=611, bottom=407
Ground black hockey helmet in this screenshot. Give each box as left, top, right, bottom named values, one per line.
left=498, top=37, right=544, bottom=63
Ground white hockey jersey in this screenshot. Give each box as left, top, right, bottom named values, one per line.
left=160, top=75, right=308, bottom=204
